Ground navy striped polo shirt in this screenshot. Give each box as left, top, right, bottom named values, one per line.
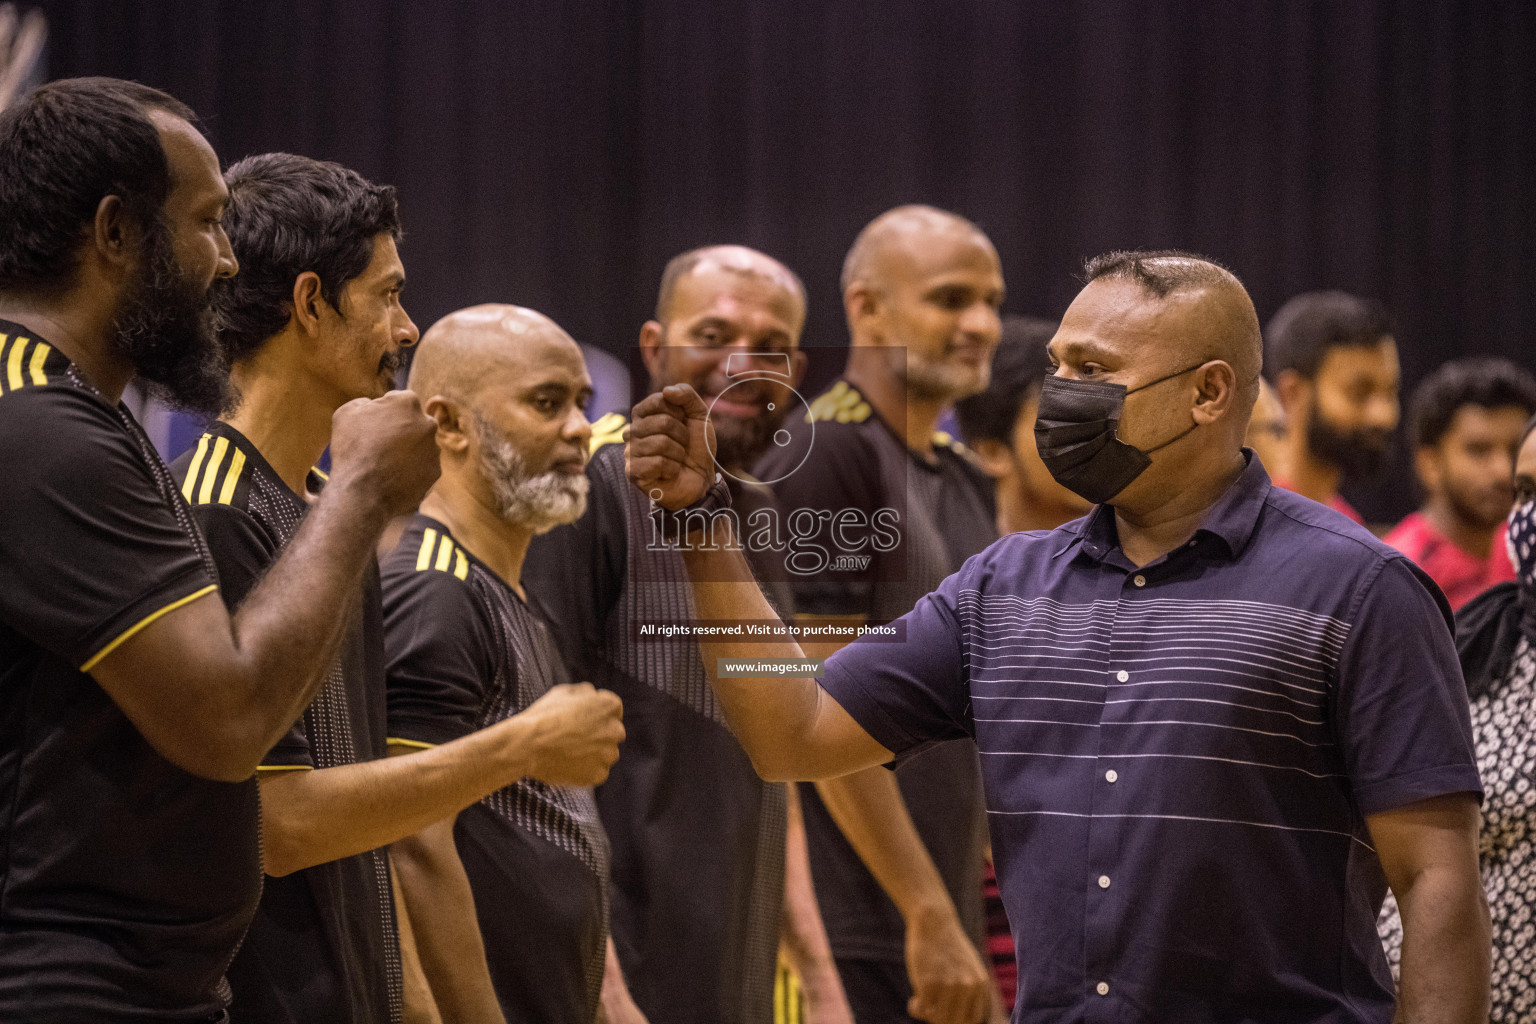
left=820, top=452, right=1481, bottom=1023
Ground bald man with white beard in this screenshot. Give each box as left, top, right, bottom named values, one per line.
left=384, top=306, right=635, bottom=1024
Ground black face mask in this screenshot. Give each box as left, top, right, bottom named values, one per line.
left=1033, top=364, right=1204, bottom=505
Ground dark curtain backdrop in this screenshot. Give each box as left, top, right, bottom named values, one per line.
left=38, top=0, right=1536, bottom=520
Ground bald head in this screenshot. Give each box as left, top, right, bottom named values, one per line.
left=841, top=204, right=996, bottom=295
left=1082, top=250, right=1262, bottom=404
left=410, top=303, right=581, bottom=405
left=656, top=245, right=806, bottom=327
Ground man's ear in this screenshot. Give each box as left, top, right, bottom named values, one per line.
left=91, top=195, right=135, bottom=273
left=638, top=320, right=666, bottom=381
left=290, top=272, right=326, bottom=337
left=424, top=394, right=471, bottom=455
left=967, top=437, right=1014, bottom=480
left=1274, top=368, right=1310, bottom=419
left=1191, top=361, right=1238, bottom=425
left=844, top=283, right=884, bottom=344
left=1414, top=445, right=1443, bottom=496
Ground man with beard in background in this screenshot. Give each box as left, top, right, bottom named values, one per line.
left=1384, top=357, right=1536, bottom=609
left=756, top=205, right=1002, bottom=1024
left=0, top=78, right=439, bottom=1022
left=1265, top=290, right=1400, bottom=525
left=524, top=246, right=859, bottom=1024
left=386, top=305, right=631, bottom=1024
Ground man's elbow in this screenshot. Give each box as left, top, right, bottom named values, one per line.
left=139, top=717, right=269, bottom=784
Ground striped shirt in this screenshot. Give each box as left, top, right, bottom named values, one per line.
left=820, top=453, right=1481, bottom=1023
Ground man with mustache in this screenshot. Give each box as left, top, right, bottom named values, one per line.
left=0, top=79, right=439, bottom=1021
left=1384, top=357, right=1536, bottom=609
left=386, top=305, right=629, bottom=1024
left=1265, top=290, right=1400, bottom=525
left=630, top=249, right=1489, bottom=1024
left=755, top=205, right=1001, bottom=1024
left=172, top=155, right=622, bottom=1023
left=523, top=246, right=854, bottom=1024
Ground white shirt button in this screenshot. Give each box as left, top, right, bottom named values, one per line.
left=1105, top=769, right=1118, bottom=783
left=1116, top=669, right=1129, bottom=682
left=1096, top=981, right=1110, bottom=996
left=1098, top=874, right=1111, bottom=888
left=1133, top=574, right=1146, bottom=587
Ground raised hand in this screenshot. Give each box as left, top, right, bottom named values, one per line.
left=625, top=384, right=718, bottom=511
left=329, top=390, right=441, bottom=518
left=517, top=683, right=625, bottom=788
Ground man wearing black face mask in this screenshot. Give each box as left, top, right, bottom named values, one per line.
left=1263, top=290, right=1400, bottom=525
left=626, top=249, right=1491, bottom=1023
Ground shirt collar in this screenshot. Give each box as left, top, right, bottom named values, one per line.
left=1061, top=449, right=1272, bottom=564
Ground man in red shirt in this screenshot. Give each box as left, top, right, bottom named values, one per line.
left=1264, top=291, right=1399, bottom=525
left=1385, top=357, right=1536, bottom=609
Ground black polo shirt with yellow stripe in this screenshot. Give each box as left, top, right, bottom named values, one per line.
left=171, top=421, right=401, bottom=1024
left=0, top=321, right=261, bottom=1022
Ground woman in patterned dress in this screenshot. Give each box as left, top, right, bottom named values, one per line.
left=1381, top=414, right=1536, bottom=1021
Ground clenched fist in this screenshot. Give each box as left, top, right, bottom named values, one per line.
left=329, top=391, right=440, bottom=518
left=625, top=384, right=718, bottom=511
left=518, top=683, right=625, bottom=788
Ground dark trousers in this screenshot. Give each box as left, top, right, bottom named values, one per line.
left=835, top=957, right=919, bottom=1024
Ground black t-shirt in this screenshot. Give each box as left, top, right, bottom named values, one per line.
left=169, top=422, right=401, bottom=1024
left=523, top=432, right=788, bottom=1024
left=0, top=321, right=261, bottom=1022
left=383, top=516, right=611, bottom=1024
left=754, top=378, right=998, bottom=963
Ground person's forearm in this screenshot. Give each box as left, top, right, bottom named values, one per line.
left=780, top=784, right=848, bottom=1008
left=220, top=477, right=395, bottom=754
left=679, top=541, right=882, bottom=780
left=815, top=766, right=957, bottom=926
left=256, top=724, right=539, bottom=877
left=393, top=860, right=444, bottom=1024
left=392, top=823, right=506, bottom=1024
left=1394, top=863, right=1490, bottom=1024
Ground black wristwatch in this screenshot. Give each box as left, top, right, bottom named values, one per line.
left=648, top=473, right=734, bottom=542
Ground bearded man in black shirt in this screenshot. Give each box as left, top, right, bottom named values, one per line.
left=170, top=153, right=625, bottom=1024
left=0, top=79, right=439, bottom=1022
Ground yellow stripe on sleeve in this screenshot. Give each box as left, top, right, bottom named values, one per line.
left=0, top=334, right=8, bottom=395
left=387, top=737, right=437, bottom=751
left=217, top=448, right=246, bottom=505
left=80, top=584, right=217, bottom=672
left=454, top=549, right=469, bottom=580
left=7, top=336, right=29, bottom=391
left=197, top=437, right=230, bottom=505
left=27, top=341, right=50, bottom=385
left=181, top=435, right=212, bottom=501
left=434, top=537, right=455, bottom=572
left=255, top=764, right=314, bottom=773
left=417, top=528, right=439, bottom=571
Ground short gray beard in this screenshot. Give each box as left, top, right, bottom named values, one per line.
left=475, top=420, right=589, bottom=533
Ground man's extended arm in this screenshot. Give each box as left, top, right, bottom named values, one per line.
left=1368, top=793, right=1489, bottom=1024
left=91, top=392, right=439, bottom=781
left=256, top=682, right=623, bottom=876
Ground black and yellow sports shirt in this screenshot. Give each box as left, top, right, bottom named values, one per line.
left=755, top=377, right=997, bottom=969
left=171, top=421, right=402, bottom=1024
left=0, top=321, right=261, bottom=1022
left=523, top=428, right=789, bottom=1024
left=383, top=515, right=611, bottom=1024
